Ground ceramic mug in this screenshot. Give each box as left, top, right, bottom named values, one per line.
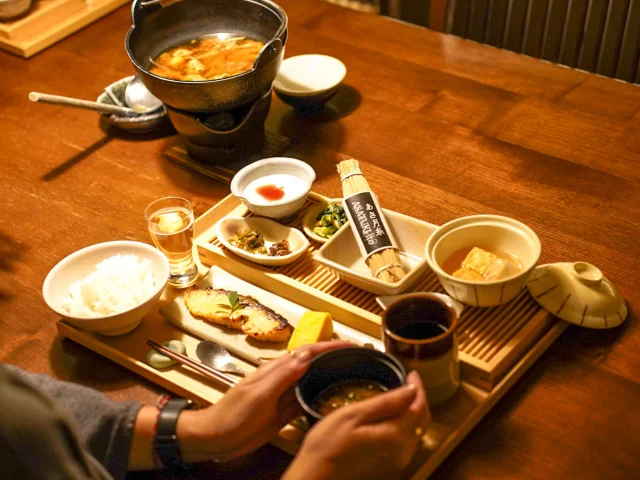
left=381, top=293, right=460, bottom=407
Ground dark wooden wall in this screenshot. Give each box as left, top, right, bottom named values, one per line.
left=379, top=0, right=640, bottom=83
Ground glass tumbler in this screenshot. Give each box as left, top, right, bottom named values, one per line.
left=145, top=196, right=198, bottom=288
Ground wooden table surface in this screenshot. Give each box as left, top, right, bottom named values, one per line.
left=1, top=1, right=639, bottom=478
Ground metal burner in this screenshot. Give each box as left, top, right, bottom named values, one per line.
left=165, top=89, right=273, bottom=163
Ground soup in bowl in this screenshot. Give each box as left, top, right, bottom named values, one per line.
left=296, top=347, right=406, bottom=425
left=425, top=215, right=541, bottom=307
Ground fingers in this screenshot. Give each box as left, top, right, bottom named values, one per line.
left=277, top=389, right=305, bottom=425
left=406, top=371, right=430, bottom=430
left=346, top=383, right=417, bottom=425
left=246, top=341, right=353, bottom=398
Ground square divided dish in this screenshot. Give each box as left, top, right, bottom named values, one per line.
left=314, top=209, right=437, bottom=296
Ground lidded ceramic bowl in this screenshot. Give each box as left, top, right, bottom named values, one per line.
left=425, top=215, right=541, bottom=307
left=527, top=262, right=627, bottom=329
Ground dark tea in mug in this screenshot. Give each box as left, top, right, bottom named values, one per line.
left=381, top=293, right=460, bottom=406
left=391, top=320, right=448, bottom=340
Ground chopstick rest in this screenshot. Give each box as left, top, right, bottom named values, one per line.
left=146, top=339, right=239, bottom=387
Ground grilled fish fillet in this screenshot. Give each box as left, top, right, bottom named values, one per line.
left=240, top=307, right=294, bottom=343
left=183, top=287, right=293, bottom=343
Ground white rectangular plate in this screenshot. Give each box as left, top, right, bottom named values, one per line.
left=160, top=266, right=383, bottom=364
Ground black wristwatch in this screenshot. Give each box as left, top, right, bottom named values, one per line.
left=154, top=398, right=197, bottom=469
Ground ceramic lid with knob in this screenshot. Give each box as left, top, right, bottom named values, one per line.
left=527, top=262, right=627, bottom=329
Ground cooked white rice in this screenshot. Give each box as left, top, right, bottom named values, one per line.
left=62, top=254, right=156, bottom=317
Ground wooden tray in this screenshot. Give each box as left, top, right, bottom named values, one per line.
left=0, top=0, right=129, bottom=58
left=196, top=193, right=556, bottom=390
left=56, top=194, right=569, bottom=479
left=57, top=302, right=567, bottom=479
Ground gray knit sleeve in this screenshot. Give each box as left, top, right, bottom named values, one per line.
left=5, top=365, right=142, bottom=480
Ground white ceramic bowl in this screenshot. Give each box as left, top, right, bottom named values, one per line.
left=215, top=216, right=310, bottom=266
left=230, top=157, right=316, bottom=219
left=314, top=209, right=437, bottom=296
left=425, top=215, right=541, bottom=307
left=43, top=241, right=170, bottom=335
left=273, top=55, right=346, bottom=109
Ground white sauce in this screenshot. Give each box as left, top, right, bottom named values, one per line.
left=243, top=174, right=307, bottom=204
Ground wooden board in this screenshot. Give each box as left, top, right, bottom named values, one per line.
left=0, top=0, right=129, bottom=58
left=56, top=291, right=568, bottom=479
left=195, top=193, right=558, bottom=390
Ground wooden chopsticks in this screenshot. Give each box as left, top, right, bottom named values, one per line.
left=146, top=340, right=239, bottom=388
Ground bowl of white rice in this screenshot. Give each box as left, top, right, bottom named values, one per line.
left=43, top=241, right=170, bottom=335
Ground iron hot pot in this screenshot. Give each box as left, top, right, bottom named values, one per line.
left=125, top=0, right=288, bottom=113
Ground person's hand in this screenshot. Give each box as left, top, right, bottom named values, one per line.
left=283, top=371, right=430, bottom=480
left=176, top=341, right=352, bottom=462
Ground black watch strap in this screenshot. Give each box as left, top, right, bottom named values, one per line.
left=154, top=398, right=197, bottom=469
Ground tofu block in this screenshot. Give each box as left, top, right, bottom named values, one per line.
left=453, top=268, right=485, bottom=281
left=484, top=258, right=519, bottom=281
left=461, top=247, right=497, bottom=275
left=287, top=312, right=334, bottom=351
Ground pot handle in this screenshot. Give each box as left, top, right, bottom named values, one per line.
left=131, top=0, right=162, bottom=26
left=197, top=95, right=266, bottom=135
left=254, top=38, right=283, bottom=70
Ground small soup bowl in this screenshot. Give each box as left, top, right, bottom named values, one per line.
left=425, top=215, right=541, bottom=307
left=296, top=347, right=406, bottom=425
left=273, top=54, right=346, bottom=110
left=230, top=157, right=316, bottom=219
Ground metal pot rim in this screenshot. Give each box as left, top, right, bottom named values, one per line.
left=125, top=0, right=288, bottom=86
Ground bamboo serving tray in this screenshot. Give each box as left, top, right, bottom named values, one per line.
left=196, top=193, right=557, bottom=390
left=57, top=193, right=569, bottom=479
left=0, top=0, right=129, bottom=58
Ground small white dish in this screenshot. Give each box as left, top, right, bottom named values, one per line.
left=527, top=262, right=627, bottom=329
left=302, top=198, right=344, bottom=243
left=230, top=157, right=316, bottom=219
left=314, top=209, right=437, bottom=296
left=215, top=216, right=310, bottom=266
left=376, top=293, right=465, bottom=317
left=273, top=54, right=346, bottom=109
left=160, top=266, right=383, bottom=364
left=425, top=215, right=541, bottom=307
left=42, top=241, right=170, bottom=336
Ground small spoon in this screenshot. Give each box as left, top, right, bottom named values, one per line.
left=29, top=92, right=141, bottom=116
left=196, top=341, right=250, bottom=377
left=124, top=77, right=163, bottom=113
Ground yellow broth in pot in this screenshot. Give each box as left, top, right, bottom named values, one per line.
left=150, top=35, right=265, bottom=81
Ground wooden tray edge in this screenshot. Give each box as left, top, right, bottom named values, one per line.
left=0, top=0, right=129, bottom=58
left=407, top=319, right=569, bottom=479
left=56, top=315, right=568, bottom=476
